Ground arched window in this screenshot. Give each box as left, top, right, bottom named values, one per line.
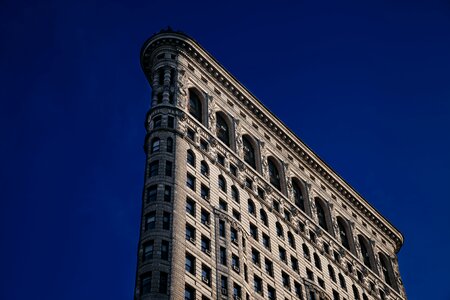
left=200, top=161, right=209, bottom=177
left=358, top=235, right=372, bottom=270
left=337, top=217, right=351, bottom=251
left=352, top=285, right=360, bottom=300
left=314, top=253, right=322, bottom=270
left=166, top=137, right=173, bottom=153
left=260, top=209, right=268, bottom=226
left=292, top=178, right=305, bottom=212
left=248, top=199, right=256, bottom=216
left=188, top=89, right=202, bottom=123
left=231, top=186, right=239, bottom=203
left=218, top=175, right=227, bottom=193
left=242, top=135, right=256, bottom=169
left=379, top=289, right=386, bottom=300
left=302, top=243, right=310, bottom=260
left=216, top=113, right=230, bottom=146
left=287, top=232, right=296, bottom=249
left=151, top=138, right=160, bottom=153
left=276, top=222, right=284, bottom=238
left=328, top=265, right=336, bottom=282
left=187, top=150, right=195, bottom=167
left=153, top=115, right=162, bottom=128
left=315, top=198, right=329, bottom=232
left=268, top=157, right=281, bottom=191
left=363, top=293, right=369, bottom=300
left=379, top=252, right=395, bottom=289
left=339, top=273, right=347, bottom=290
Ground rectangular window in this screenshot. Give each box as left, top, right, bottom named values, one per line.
left=291, top=256, right=299, bottom=271
left=145, top=211, right=156, bottom=230
left=186, top=173, right=196, bottom=191
left=257, top=187, right=265, bottom=199
left=201, top=235, right=211, bottom=254
left=165, top=161, right=172, bottom=177
left=268, top=285, right=276, bottom=300
left=219, top=220, right=226, bottom=237
left=232, top=254, right=240, bottom=272
left=184, top=284, right=195, bottom=300
left=159, top=272, right=168, bottom=294
left=167, top=116, right=174, bottom=128
left=146, top=185, right=157, bottom=202
left=251, top=248, right=260, bottom=266
left=186, top=224, right=195, bottom=242
left=161, top=240, right=169, bottom=260
left=265, top=258, right=273, bottom=277
left=143, top=240, right=154, bottom=261
left=163, top=212, right=170, bottom=230
left=141, top=272, right=152, bottom=294
left=186, top=198, right=195, bottom=216
left=200, top=139, right=209, bottom=151
left=185, top=252, right=196, bottom=274
left=220, top=247, right=227, bottom=265
left=219, top=198, right=228, bottom=211
left=201, top=209, right=210, bottom=226
left=164, top=185, right=171, bottom=202
left=232, top=209, right=241, bottom=221
left=201, top=265, right=211, bottom=286
left=148, top=160, right=159, bottom=177
left=249, top=223, right=258, bottom=240
left=217, top=154, right=225, bottom=166
left=295, top=281, right=302, bottom=297
left=221, top=275, right=228, bottom=294
left=279, top=246, right=287, bottom=262
left=282, top=271, right=290, bottom=288
left=187, top=128, right=195, bottom=140
left=306, top=268, right=314, bottom=281
left=262, top=233, right=271, bottom=250
left=253, top=275, right=262, bottom=294
left=201, top=184, right=210, bottom=200
left=245, top=178, right=253, bottom=189
left=230, top=227, right=238, bottom=244
left=233, top=283, right=242, bottom=298
left=230, top=164, right=237, bottom=176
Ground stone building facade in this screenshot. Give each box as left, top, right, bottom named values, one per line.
left=134, top=29, right=407, bottom=300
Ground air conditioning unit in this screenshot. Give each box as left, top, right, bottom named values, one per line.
left=233, top=265, right=240, bottom=272
left=233, top=296, right=241, bottom=300
left=189, top=237, right=195, bottom=244
left=204, top=220, right=210, bottom=226
left=221, top=288, right=227, bottom=295
left=202, top=276, right=209, bottom=284
left=231, top=238, right=238, bottom=244
left=205, top=249, right=211, bottom=255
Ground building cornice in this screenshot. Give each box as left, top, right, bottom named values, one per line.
left=140, top=31, right=404, bottom=253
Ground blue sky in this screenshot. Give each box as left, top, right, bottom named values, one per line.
left=1, top=0, right=449, bottom=299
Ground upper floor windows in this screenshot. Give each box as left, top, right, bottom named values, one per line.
left=188, top=89, right=202, bottom=123
left=216, top=112, right=230, bottom=146
left=315, top=198, right=330, bottom=233
left=358, top=235, right=373, bottom=270
left=200, top=161, right=209, bottom=177
left=231, top=185, right=239, bottom=203
left=337, top=217, right=352, bottom=252
left=151, top=138, right=160, bottom=153
left=379, top=252, right=397, bottom=290
left=248, top=199, right=256, bottom=216
left=218, top=175, right=227, bottom=193
left=242, top=135, right=256, bottom=169
left=187, top=150, right=195, bottom=167
left=276, top=222, right=284, bottom=238
left=260, top=209, right=268, bottom=227
left=292, top=178, right=306, bottom=212
left=267, top=157, right=281, bottom=191
left=153, top=115, right=162, bottom=129
left=166, top=137, right=173, bottom=153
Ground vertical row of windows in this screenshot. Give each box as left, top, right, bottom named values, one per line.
left=147, top=159, right=173, bottom=178
left=139, top=271, right=168, bottom=295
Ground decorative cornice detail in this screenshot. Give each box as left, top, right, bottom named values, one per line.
left=140, top=32, right=404, bottom=253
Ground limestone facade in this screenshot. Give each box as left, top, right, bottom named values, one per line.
left=134, top=29, right=407, bottom=300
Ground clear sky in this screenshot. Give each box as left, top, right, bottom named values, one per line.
left=1, top=0, right=449, bottom=299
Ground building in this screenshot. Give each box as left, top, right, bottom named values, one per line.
left=135, top=28, right=407, bottom=300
